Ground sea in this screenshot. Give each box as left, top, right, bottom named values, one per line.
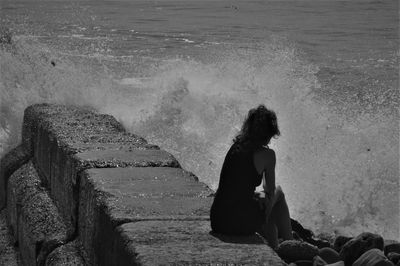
left=0, top=0, right=398, bottom=240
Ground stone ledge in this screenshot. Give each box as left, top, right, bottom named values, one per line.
left=0, top=144, right=31, bottom=210
left=45, top=240, right=86, bottom=266
left=22, top=104, right=150, bottom=152
left=103, top=220, right=287, bottom=266
left=79, top=167, right=214, bottom=265
left=75, top=149, right=180, bottom=169
left=7, top=162, right=69, bottom=266
left=0, top=209, right=20, bottom=266
left=22, top=104, right=180, bottom=239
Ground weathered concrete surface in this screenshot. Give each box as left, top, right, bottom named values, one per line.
left=79, top=167, right=214, bottom=265
left=45, top=241, right=86, bottom=266
left=0, top=210, right=21, bottom=266
left=0, top=144, right=31, bottom=210
left=101, top=220, right=286, bottom=266
left=75, top=149, right=180, bottom=169
left=7, top=162, right=69, bottom=266
left=22, top=104, right=179, bottom=237
left=22, top=104, right=150, bottom=156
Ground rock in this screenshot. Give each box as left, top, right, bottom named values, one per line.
left=387, top=252, right=400, bottom=265
left=309, top=238, right=332, bottom=249
left=318, top=247, right=340, bottom=264
left=45, top=241, right=85, bottom=266
left=313, top=255, right=328, bottom=266
left=326, top=262, right=344, bottom=266
left=352, top=248, right=394, bottom=266
left=276, top=240, right=319, bottom=263
left=317, top=232, right=336, bottom=244
left=333, top=235, right=353, bottom=252
left=294, top=260, right=313, bottom=266
left=339, top=232, right=384, bottom=265
left=385, top=243, right=400, bottom=256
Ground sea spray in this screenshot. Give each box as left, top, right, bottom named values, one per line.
left=116, top=46, right=398, bottom=238
left=0, top=37, right=114, bottom=154
left=0, top=37, right=398, bottom=240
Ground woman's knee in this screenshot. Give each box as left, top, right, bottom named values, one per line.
left=275, top=185, right=285, bottom=201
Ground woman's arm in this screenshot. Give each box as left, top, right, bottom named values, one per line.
left=263, top=149, right=276, bottom=199
left=261, top=149, right=276, bottom=217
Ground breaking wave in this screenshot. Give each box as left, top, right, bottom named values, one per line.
left=0, top=36, right=398, bottom=239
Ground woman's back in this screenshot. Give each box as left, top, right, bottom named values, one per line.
left=210, top=143, right=263, bottom=235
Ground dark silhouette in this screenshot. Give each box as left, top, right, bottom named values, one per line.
left=210, top=105, right=293, bottom=249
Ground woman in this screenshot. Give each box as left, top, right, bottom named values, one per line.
left=210, top=105, right=293, bottom=248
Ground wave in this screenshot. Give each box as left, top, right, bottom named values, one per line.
left=0, top=36, right=398, bottom=239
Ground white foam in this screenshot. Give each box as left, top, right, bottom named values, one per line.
left=0, top=38, right=398, bottom=239
left=117, top=77, right=150, bottom=86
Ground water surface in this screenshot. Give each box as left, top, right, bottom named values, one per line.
left=1, top=0, right=398, bottom=239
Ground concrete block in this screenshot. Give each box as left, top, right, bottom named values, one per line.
left=7, top=161, right=43, bottom=242
left=102, top=220, right=286, bottom=266
left=22, top=104, right=174, bottom=239
left=45, top=241, right=86, bottom=266
left=79, top=167, right=214, bottom=265
left=0, top=144, right=31, bottom=210
left=7, top=162, right=69, bottom=266
left=0, top=210, right=21, bottom=266
left=75, top=149, right=180, bottom=169
left=52, top=148, right=180, bottom=241
left=22, top=104, right=136, bottom=151
left=33, top=125, right=53, bottom=185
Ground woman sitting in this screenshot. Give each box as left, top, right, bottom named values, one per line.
left=210, top=104, right=293, bottom=249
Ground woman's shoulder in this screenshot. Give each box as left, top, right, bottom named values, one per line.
left=254, top=147, right=276, bottom=162
left=256, top=146, right=275, bottom=156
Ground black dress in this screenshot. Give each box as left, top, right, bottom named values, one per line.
left=210, top=143, right=264, bottom=235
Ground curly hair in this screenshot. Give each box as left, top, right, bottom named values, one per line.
left=233, top=105, right=280, bottom=150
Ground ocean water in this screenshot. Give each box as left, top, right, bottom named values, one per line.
left=0, top=0, right=398, bottom=239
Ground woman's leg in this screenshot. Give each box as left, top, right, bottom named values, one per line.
left=271, top=186, right=293, bottom=240
left=260, top=186, right=293, bottom=247
left=262, top=215, right=278, bottom=249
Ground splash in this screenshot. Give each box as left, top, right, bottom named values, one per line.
left=114, top=46, right=398, bottom=239
left=0, top=36, right=113, bottom=154
left=0, top=36, right=398, bottom=240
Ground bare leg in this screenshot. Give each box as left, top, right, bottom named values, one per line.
left=260, top=186, right=292, bottom=248
left=271, top=186, right=292, bottom=240
left=262, top=215, right=278, bottom=249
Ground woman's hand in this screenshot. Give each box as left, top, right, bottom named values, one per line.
left=254, top=191, right=267, bottom=209
left=265, top=189, right=274, bottom=201
left=254, top=190, right=274, bottom=216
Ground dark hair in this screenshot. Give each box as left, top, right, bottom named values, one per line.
left=233, top=105, right=280, bottom=150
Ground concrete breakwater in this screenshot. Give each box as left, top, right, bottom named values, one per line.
left=0, top=104, right=286, bottom=265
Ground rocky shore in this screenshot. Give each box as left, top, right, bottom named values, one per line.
left=280, top=218, right=400, bottom=266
